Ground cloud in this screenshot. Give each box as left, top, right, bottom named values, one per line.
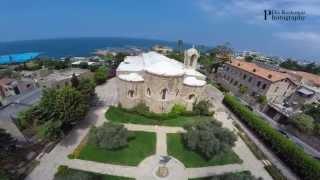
left=273, top=31, right=320, bottom=49
left=197, top=0, right=320, bottom=21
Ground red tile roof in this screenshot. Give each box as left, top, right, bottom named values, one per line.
left=0, top=78, right=15, bottom=86
left=227, top=59, right=289, bottom=82
left=282, top=69, right=320, bottom=87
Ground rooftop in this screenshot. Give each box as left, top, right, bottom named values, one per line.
left=117, top=51, right=205, bottom=78
left=118, top=73, right=144, bottom=82
left=282, top=69, right=320, bottom=87
left=228, top=59, right=289, bottom=82
left=0, top=77, right=15, bottom=86
left=38, top=68, right=89, bottom=82
left=0, top=52, right=41, bottom=64
left=183, top=76, right=206, bottom=87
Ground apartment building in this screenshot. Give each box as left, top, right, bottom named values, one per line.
left=217, top=59, right=297, bottom=104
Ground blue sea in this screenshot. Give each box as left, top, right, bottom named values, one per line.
left=0, top=37, right=199, bottom=58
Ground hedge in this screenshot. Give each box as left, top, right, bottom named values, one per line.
left=223, top=95, right=320, bottom=180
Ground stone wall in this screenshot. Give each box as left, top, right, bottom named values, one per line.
left=117, top=79, right=144, bottom=109
left=217, top=64, right=296, bottom=104
left=117, top=71, right=205, bottom=113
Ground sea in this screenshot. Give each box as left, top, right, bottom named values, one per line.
left=0, top=37, right=199, bottom=58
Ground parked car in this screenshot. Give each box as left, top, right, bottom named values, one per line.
left=278, top=129, right=289, bottom=138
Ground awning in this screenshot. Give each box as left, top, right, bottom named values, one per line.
left=297, top=87, right=314, bottom=96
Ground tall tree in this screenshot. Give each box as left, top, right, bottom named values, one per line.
left=77, top=78, right=96, bottom=103
left=94, top=66, right=108, bottom=85
left=70, top=73, right=79, bottom=88
left=20, top=86, right=89, bottom=140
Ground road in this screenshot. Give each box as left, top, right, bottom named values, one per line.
left=206, top=84, right=299, bottom=180
left=255, top=110, right=320, bottom=158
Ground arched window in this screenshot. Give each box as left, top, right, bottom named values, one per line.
left=128, top=90, right=134, bottom=98
left=161, top=88, right=167, bottom=100
left=190, top=54, right=197, bottom=66
left=147, top=88, right=151, bottom=96
left=188, top=94, right=195, bottom=101
left=176, top=89, right=179, bottom=96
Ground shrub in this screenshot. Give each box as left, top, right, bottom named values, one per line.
left=124, top=103, right=194, bottom=120
left=193, top=100, right=214, bottom=116
left=54, top=166, right=95, bottom=180
left=183, top=119, right=237, bottom=159
left=290, top=113, right=315, bottom=134
left=239, top=85, right=248, bottom=94
left=88, top=123, right=134, bottom=150
left=131, top=103, right=150, bottom=115
left=257, top=95, right=267, bottom=105
left=170, top=104, right=187, bottom=116
left=210, top=171, right=259, bottom=180
left=223, top=95, right=320, bottom=180
left=57, top=165, right=69, bottom=176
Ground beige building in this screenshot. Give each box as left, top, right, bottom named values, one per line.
left=217, top=59, right=297, bottom=104
left=31, top=68, right=92, bottom=89
left=116, top=48, right=206, bottom=113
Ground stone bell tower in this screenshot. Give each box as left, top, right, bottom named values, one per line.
left=184, top=47, right=200, bottom=69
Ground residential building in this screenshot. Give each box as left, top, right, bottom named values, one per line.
left=217, top=59, right=297, bottom=104
left=0, top=77, right=37, bottom=101
left=0, top=88, right=42, bottom=142
left=36, top=68, right=92, bottom=89
left=286, top=85, right=320, bottom=110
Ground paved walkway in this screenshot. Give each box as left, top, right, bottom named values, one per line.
left=26, top=107, right=107, bottom=180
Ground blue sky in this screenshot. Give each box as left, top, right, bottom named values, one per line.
left=1, top=0, right=319, bottom=61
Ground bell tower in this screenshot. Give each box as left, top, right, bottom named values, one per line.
left=184, top=47, right=200, bottom=69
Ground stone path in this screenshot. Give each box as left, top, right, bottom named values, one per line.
left=63, top=159, right=139, bottom=178
left=137, top=155, right=187, bottom=180
left=27, top=80, right=273, bottom=180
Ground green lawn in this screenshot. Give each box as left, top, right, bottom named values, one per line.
left=105, top=106, right=212, bottom=126
left=167, top=133, right=242, bottom=167
left=77, top=131, right=156, bottom=166
left=54, top=166, right=133, bottom=180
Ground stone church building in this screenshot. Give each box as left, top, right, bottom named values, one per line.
left=116, top=48, right=207, bottom=113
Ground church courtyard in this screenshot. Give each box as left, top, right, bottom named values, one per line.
left=27, top=78, right=272, bottom=180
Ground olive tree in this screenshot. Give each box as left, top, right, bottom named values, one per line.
left=89, top=123, right=134, bottom=150
left=183, top=119, right=237, bottom=159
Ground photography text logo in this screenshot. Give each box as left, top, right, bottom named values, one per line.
left=264, top=10, right=306, bottom=21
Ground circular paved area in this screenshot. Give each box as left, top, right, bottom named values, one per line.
left=137, top=155, right=187, bottom=180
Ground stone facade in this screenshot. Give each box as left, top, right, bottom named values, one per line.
left=116, top=49, right=206, bottom=113
left=217, top=60, right=297, bottom=104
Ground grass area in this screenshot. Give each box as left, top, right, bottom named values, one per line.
left=77, top=131, right=156, bottom=166
left=105, top=106, right=212, bottom=126
left=167, top=133, right=242, bottom=167
left=54, top=166, right=133, bottom=180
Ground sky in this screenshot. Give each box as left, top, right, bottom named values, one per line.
left=0, top=0, right=320, bottom=61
